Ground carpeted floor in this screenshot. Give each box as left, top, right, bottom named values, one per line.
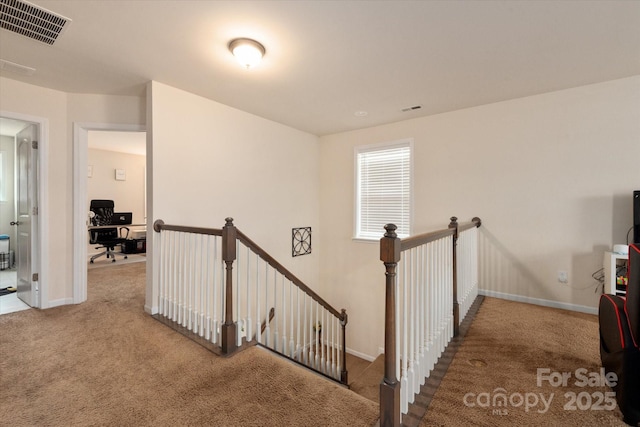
left=0, top=262, right=378, bottom=426
left=419, top=297, right=628, bottom=427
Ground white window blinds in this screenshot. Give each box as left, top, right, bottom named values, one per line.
left=356, top=141, right=412, bottom=239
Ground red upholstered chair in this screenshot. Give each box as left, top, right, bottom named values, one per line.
left=599, top=244, right=640, bottom=426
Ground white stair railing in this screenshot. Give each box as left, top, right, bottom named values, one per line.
left=153, top=218, right=349, bottom=385
left=379, top=217, right=482, bottom=427
left=235, top=228, right=347, bottom=383
left=156, top=223, right=225, bottom=345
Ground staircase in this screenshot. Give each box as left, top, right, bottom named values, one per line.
left=152, top=215, right=482, bottom=427
left=348, top=294, right=483, bottom=427
left=153, top=217, right=348, bottom=385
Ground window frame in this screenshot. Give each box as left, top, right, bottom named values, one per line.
left=353, top=138, right=413, bottom=242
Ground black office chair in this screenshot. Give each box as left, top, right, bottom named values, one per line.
left=599, top=244, right=640, bottom=426
left=89, top=199, right=130, bottom=264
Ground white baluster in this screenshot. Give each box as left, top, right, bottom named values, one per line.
left=281, top=276, right=289, bottom=356
left=264, top=263, right=271, bottom=348
left=212, top=236, right=219, bottom=344
left=289, top=280, right=295, bottom=358
left=303, top=294, right=308, bottom=365
left=205, top=235, right=211, bottom=341
left=246, top=246, right=252, bottom=341
left=272, top=267, right=278, bottom=352
left=312, top=301, right=318, bottom=369
left=332, top=314, right=337, bottom=378
left=255, top=256, right=262, bottom=344
left=177, top=232, right=184, bottom=325
left=320, top=307, right=326, bottom=374
left=395, top=258, right=401, bottom=388
left=417, top=245, right=427, bottom=386
left=295, top=285, right=301, bottom=361
left=236, top=240, right=241, bottom=346
left=158, top=229, right=164, bottom=316
left=400, top=255, right=408, bottom=413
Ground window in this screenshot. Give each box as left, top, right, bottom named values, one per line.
left=355, top=139, right=412, bottom=240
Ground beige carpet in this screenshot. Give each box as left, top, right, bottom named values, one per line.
left=420, top=297, right=628, bottom=427
left=350, top=354, right=384, bottom=404
left=87, top=252, right=146, bottom=269
left=0, top=262, right=377, bottom=426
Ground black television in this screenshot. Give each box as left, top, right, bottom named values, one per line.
left=634, top=190, right=639, bottom=244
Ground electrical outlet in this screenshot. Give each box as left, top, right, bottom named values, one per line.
left=558, top=271, right=568, bottom=284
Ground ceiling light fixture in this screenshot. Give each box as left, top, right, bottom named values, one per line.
left=228, top=38, right=265, bottom=69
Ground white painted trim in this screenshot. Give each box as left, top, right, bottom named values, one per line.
left=478, top=289, right=598, bottom=315
left=73, top=122, right=146, bottom=305
left=0, top=110, right=48, bottom=309
left=346, top=347, right=377, bottom=362
left=144, top=303, right=156, bottom=315
left=47, top=297, right=74, bottom=308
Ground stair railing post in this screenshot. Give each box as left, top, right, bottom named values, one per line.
left=380, top=224, right=401, bottom=427
left=221, top=217, right=238, bottom=354
left=340, top=308, right=348, bottom=385
left=448, top=216, right=460, bottom=337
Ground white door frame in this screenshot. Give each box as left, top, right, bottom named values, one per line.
left=72, top=122, right=145, bottom=304
left=0, top=110, right=49, bottom=309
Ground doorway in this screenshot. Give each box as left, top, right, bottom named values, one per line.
left=73, top=123, right=146, bottom=304
left=0, top=115, right=45, bottom=314
left=86, top=130, right=147, bottom=268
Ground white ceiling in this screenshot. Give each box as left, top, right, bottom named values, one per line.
left=88, top=130, right=146, bottom=156
left=1, top=1, right=639, bottom=136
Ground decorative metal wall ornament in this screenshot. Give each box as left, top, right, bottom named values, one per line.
left=292, top=227, right=312, bottom=257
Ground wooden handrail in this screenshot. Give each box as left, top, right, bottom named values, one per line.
left=379, top=216, right=481, bottom=427
left=398, top=218, right=480, bottom=252
left=457, top=216, right=482, bottom=233
left=400, top=228, right=454, bottom=251
left=236, top=229, right=344, bottom=321
left=153, top=219, right=223, bottom=237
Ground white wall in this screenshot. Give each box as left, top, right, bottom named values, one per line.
left=147, top=81, right=321, bottom=313
left=319, top=76, right=640, bottom=358
left=87, top=148, right=146, bottom=223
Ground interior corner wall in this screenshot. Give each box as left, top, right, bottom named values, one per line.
left=148, top=81, right=321, bottom=311
left=0, top=77, right=145, bottom=307
left=1, top=77, right=67, bottom=305
left=319, top=76, right=640, bottom=358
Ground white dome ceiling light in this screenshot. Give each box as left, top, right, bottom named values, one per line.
left=228, top=38, right=266, bottom=69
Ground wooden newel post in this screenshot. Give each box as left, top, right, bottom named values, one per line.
left=221, top=217, right=237, bottom=354
left=449, top=216, right=460, bottom=337
left=380, top=223, right=401, bottom=427
left=340, top=308, right=348, bottom=385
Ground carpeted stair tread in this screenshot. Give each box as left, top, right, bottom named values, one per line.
left=350, top=353, right=385, bottom=403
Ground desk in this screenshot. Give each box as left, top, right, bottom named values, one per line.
left=89, top=224, right=147, bottom=254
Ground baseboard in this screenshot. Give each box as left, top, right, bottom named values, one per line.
left=346, top=347, right=377, bottom=362
left=478, top=289, right=598, bottom=315
left=46, top=297, right=74, bottom=309
left=144, top=304, right=158, bottom=315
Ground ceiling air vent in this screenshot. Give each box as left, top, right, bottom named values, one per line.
left=0, top=0, right=71, bottom=45
left=401, top=105, right=423, bottom=113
